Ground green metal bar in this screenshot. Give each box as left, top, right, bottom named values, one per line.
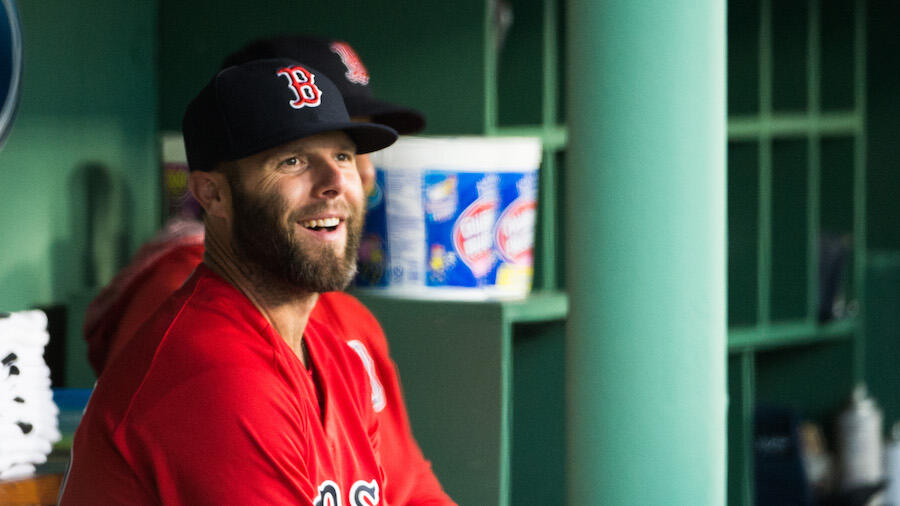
left=542, top=0, right=558, bottom=129
left=728, top=112, right=862, bottom=140
left=498, top=318, right=513, bottom=506
left=740, top=351, right=756, bottom=506
left=758, top=0, right=773, bottom=328
left=483, top=0, right=499, bottom=133
left=852, top=0, right=867, bottom=383
left=535, top=149, right=558, bottom=290
left=537, top=0, right=561, bottom=291
left=565, top=1, right=727, bottom=503
left=807, top=0, right=821, bottom=323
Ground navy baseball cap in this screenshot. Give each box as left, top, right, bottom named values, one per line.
left=182, top=58, right=398, bottom=172
left=222, top=35, right=426, bottom=135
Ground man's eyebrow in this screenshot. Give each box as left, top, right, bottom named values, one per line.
left=263, top=147, right=299, bottom=164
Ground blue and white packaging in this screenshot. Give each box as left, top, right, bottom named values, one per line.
left=356, top=137, right=541, bottom=299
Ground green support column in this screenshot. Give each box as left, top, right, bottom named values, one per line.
left=565, top=1, right=727, bottom=504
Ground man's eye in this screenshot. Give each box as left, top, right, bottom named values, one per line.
left=279, top=156, right=304, bottom=169
left=336, top=153, right=352, bottom=162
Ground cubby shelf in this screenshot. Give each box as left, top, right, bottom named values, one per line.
left=725, top=0, right=867, bottom=503
left=728, top=111, right=862, bottom=140
left=727, top=317, right=856, bottom=353
left=492, top=124, right=567, bottom=151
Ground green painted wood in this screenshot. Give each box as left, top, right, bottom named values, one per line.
left=511, top=320, right=565, bottom=506
left=865, top=1, right=900, bottom=251
left=352, top=293, right=567, bottom=506
left=727, top=318, right=856, bottom=353
left=758, top=0, right=774, bottom=329
left=727, top=0, right=759, bottom=115
left=500, top=290, right=567, bottom=323
left=353, top=294, right=508, bottom=506
left=494, top=125, right=566, bottom=150
left=158, top=0, right=489, bottom=135
left=565, top=1, right=726, bottom=504
left=820, top=0, right=856, bottom=111
left=806, top=0, right=822, bottom=323
left=864, top=253, right=900, bottom=430
left=771, top=139, right=809, bottom=322
left=533, top=150, right=558, bottom=290
left=541, top=0, right=559, bottom=130
left=496, top=0, right=543, bottom=128
left=728, top=141, right=760, bottom=327
left=755, top=339, right=855, bottom=424
left=725, top=0, right=870, bottom=501
left=727, top=353, right=755, bottom=506
left=771, top=0, right=809, bottom=112
left=851, top=0, right=867, bottom=383
left=727, top=112, right=861, bottom=140
left=0, top=0, right=159, bottom=387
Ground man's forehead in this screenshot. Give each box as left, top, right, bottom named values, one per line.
left=247, top=130, right=356, bottom=162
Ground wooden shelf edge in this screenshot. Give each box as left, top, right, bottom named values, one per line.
left=353, top=289, right=569, bottom=323
left=492, top=124, right=567, bottom=150
left=501, top=290, right=568, bottom=323
left=727, top=318, right=857, bottom=353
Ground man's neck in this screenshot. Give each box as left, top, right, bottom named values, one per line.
left=203, top=228, right=317, bottom=367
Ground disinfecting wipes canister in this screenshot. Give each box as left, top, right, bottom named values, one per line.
left=355, top=137, right=541, bottom=300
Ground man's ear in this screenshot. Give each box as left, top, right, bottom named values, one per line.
left=188, top=170, right=230, bottom=219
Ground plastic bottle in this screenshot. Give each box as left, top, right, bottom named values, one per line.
left=837, top=384, right=884, bottom=496
left=884, top=422, right=900, bottom=506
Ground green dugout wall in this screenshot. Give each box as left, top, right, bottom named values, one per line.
left=2, top=0, right=899, bottom=504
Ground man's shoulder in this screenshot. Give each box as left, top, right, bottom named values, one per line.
left=98, top=266, right=280, bottom=400
left=152, top=266, right=278, bottom=365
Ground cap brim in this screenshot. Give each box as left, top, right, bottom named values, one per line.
left=341, top=122, right=399, bottom=154
left=343, top=95, right=426, bottom=135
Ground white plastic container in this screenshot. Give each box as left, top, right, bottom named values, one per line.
left=355, top=136, right=541, bottom=300
left=837, top=384, right=884, bottom=496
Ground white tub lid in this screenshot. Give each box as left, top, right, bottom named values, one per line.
left=370, top=136, right=542, bottom=172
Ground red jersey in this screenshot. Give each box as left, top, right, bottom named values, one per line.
left=82, top=223, right=454, bottom=505
left=62, top=265, right=387, bottom=505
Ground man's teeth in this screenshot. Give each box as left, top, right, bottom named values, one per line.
left=301, top=217, right=341, bottom=229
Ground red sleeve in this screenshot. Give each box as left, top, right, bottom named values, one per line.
left=117, top=366, right=317, bottom=506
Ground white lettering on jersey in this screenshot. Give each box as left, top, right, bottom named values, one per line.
left=350, top=479, right=380, bottom=506
left=313, top=480, right=380, bottom=506
left=314, top=480, right=342, bottom=506
left=347, top=340, right=386, bottom=413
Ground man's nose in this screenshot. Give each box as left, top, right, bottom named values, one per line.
left=313, top=156, right=349, bottom=198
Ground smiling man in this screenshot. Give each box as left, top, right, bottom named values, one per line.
left=60, top=59, right=405, bottom=505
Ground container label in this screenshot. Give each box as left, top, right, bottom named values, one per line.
left=495, top=196, right=536, bottom=265
left=425, top=171, right=498, bottom=287
left=492, top=172, right=537, bottom=292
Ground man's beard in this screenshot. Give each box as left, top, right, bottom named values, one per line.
left=230, top=182, right=363, bottom=295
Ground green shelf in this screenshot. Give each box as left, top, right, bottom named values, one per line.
left=353, top=289, right=568, bottom=506
left=492, top=124, right=567, bottom=151
left=727, top=317, right=857, bottom=353
left=728, top=110, right=862, bottom=140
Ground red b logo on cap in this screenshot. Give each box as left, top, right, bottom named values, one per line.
left=276, top=65, right=322, bottom=109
